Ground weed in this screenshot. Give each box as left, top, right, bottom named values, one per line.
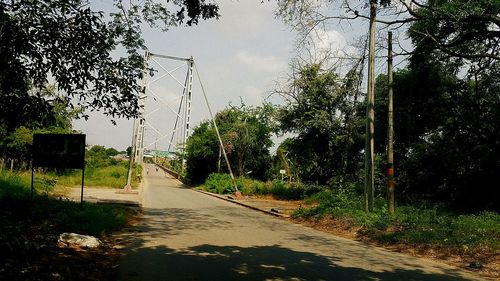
left=0, top=171, right=135, bottom=236
left=293, top=187, right=500, bottom=251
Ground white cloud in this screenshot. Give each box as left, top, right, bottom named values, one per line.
left=234, top=50, right=287, bottom=73
left=302, top=27, right=360, bottom=72
left=313, top=29, right=348, bottom=53
left=242, top=85, right=264, bottom=106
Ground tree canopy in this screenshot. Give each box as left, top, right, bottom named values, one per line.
left=185, top=105, right=274, bottom=185
left=276, top=63, right=365, bottom=184
left=0, top=0, right=219, bottom=130
left=374, top=61, right=500, bottom=211
left=276, top=0, right=499, bottom=68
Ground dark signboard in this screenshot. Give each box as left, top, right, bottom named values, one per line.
left=33, top=134, right=86, bottom=169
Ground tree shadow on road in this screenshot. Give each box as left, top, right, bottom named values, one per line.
left=117, top=242, right=474, bottom=281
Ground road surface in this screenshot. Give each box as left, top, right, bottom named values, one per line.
left=117, top=163, right=483, bottom=281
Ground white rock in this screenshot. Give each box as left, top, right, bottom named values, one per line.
left=58, top=233, right=102, bottom=248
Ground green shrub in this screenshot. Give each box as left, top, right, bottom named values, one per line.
left=205, top=173, right=236, bottom=194
left=35, top=176, right=57, bottom=195
left=0, top=171, right=30, bottom=199
left=0, top=171, right=134, bottom=236
left=204, top=174, right=326, bottom=200
left=294, top=188, right=500, bottom=250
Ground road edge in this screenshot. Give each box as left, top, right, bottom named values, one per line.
left=192, top=189, right=286, bottom=218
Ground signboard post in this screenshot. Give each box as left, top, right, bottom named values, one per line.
left=279, top=169, right=286, bottom=181
left=32, top=134, right=86, bottom=203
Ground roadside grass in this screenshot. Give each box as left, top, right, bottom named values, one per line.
left=53, top=163, right=141, bottom=189
left=294, top=189, right=500, bottom=252
left=202, top=173, right=323, bottom=200
left=0, top=170, right=135, bottom=236
left=0, top=170, right=31, bottom=199
left=6, top=161, right=143, bottom=195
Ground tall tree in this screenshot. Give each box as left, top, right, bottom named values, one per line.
left=0, top=85, right=77, bottom=168
left=0, top=0, right=219, bottom=129
left=374, top=60, right=500, bottom=211
left=409, top=0, right=500, bottom=65
left=276, top=63, right=364, bottom=185
left=185, top=105, right=274, bottom=184
left=276, top=0, right=499, bottom=212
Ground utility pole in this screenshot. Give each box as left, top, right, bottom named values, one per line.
left=387, top=31, right=395, bottom=216
left=365, top=0, right=377, bottom=212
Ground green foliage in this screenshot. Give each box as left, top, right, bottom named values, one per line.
left=374, top=61, right=500, bottom=211
left=0, top=84, right=76, bottom=167
left=409, top=0, right=500, bottom=67
left=276, top=63, right=364, bottom=184
left=27, top=144, right=139, bottom=189
left=106, top=147, right=119, bottom=156
left=54, top=161, right=138, bottom=189
left=294, top=190, right=500, bottom=250
left=204, top=173, right=240, bottom=194
left=85, top=145, right=120, bottom=168
left=0, top=171, right=30, bottom=199
left=185, top=122, right=219, bottom=184
left=35, top=176, right=57, bottom=196
left=0, top=0, right=220, bottom=126
left=269, top=181, right=324, bottom=200
left=185, top=104, right=274, bottom=184
left=32, top=200, right=131, bottom=236
left=0, top=171, right=133, bottom=236
left=203, top=173, right=325, bottom=200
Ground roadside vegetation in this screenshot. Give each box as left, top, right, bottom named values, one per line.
left=0, top=169, right=137, bottom=280
left=0, top=170, right=133, bottom=235
left=2, top=144, right=140, bottom=198
left=1, top=0, right=499, bottom=278
left=200, top=173, right=500, bottom=256
left=181, top=7, right=500, bottom=269
left=48, top=145, right=141, bottom=190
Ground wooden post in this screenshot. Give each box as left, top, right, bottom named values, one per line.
left=387, top=31, right=395, bottom=215
left=30, top=166, right=35, bottom=200
left=80, top=166, right=85, bottom=204
left=365, top=0, right=377, bottom=212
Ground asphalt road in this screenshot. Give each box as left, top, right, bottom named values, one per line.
left=117, top=163, right=483, bottom=281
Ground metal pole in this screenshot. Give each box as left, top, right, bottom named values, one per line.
left=365, top=0, right=377, bottom=212
left=135, top=51, right=150, bottom=165
left=80, top=166, right=85, bottom=204
left=126, top=118, right=137, bottom=188
left=168, top=68, right=189, bottom=152
left=217, top=146, right=222, bottom=173
left=182, top=58, right=194, bottom=173
left=30, top=166, right=34, bottom=200
left=387, top=31, right=395, bottom=215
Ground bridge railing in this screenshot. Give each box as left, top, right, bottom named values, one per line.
left=154, top=163, right=185, bottom=183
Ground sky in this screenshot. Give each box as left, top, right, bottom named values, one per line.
left=73, top=0, right=407, bottom=151
left=74, top=0, right=298, bottom=151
